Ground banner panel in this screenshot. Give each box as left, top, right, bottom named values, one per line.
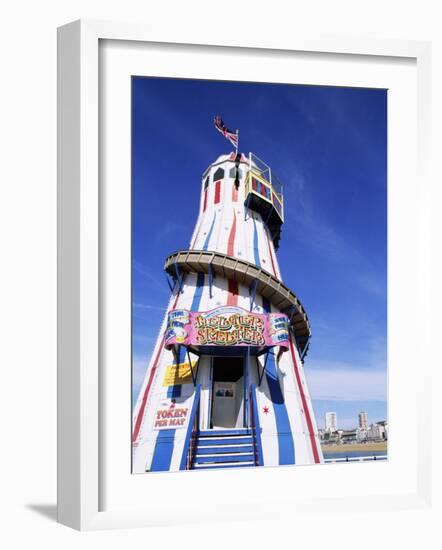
left=165, top=306, right=289, bottom=350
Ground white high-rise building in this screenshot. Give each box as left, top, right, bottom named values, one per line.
left=358, top=411, right=369, bottom=430
left=325, top=412, right=337, bottom=432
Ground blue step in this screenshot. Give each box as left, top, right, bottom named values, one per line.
left=196, top=445, right=254, bottom=455
left=194, top=462, right=255, bottom=470
left=190, top=428, right=257, bottom=470
left=197, top=437, right=252, bottom=446
left=198, top=429, right=252, bottom=437
left=194, top=454, right=254, bottom=464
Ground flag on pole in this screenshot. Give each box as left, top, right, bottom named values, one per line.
left=213, top=116, right=238, bottom=151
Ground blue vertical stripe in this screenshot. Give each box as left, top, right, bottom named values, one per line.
left=190, top=273, right=205, bottom=311
left=252, top=216, right=261, bottom=268
left=178, top=273, right=206, bottom=470
left=150, top=273, right=206, bottom=471
left=150, top=429, right=175, bottom=471
left=262, top=297, right=295, bottom=465
left=202, top=214, right=216, bottom=251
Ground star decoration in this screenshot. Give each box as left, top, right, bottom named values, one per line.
left=263, top=406, right=269, bottom=414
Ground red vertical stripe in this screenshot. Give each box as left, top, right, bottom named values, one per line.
left=132, top=290, right=181, bottom=443
left=132, top=336, right=164, bottom=443
left=232, top=184, right=238, bottom=202
left=227, top=279, right=239, bottom=306
left=203, top=189, right=207, bottom=212
left=227, top=211, right=237, bottom=256
left=214, top=180, right=221, bottom=204
left=289, top=337, right=321, bottom=463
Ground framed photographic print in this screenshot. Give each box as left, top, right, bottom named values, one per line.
left=57, top=20, right=432, bottom=530
left=131, top=77, right=387, bottom=476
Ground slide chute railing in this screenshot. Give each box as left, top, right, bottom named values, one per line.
left=180, top=384, right=201, bottom=470
left=249, top=383, right=264, bottom=466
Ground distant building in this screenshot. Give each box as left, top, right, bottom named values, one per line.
left=358, top=411, right=369, bottom=431
left=325, top=412, right=338, bottom=432
left=356, top=427, right=367, bottom=442
left=378, top=420, right=388, bottom=440
left=340, top=429, right=358, bottom=443
left=367, top=421, right=388, bottom=441
left=321, top=430, right=340, bottom=444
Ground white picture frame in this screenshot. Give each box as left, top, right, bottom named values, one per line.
left=57, top=19, right=433, bottom=531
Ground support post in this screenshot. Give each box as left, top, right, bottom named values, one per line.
left=249, top=278, right=258, bottom=311
left=194, top=356, right=201, bottom=383
left=258, top=349, right=270, bottom=386
left=288, top=305, right=298, bottom=324
left=244, top=347, right=251, bottom=427
left=173, top=262, right=183, bottom=293
left=208, top=262, right=213, bottom=299
left=300, top=337, right=310, bottom=362
left=164, top=272, right=174, bottom=293
left=186, top=348, right=197, bottom=386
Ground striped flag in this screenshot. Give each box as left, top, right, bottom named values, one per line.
left=213, top=116, right=238, bottom=150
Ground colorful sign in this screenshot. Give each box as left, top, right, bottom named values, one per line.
left=162, top=361, right=196, bottom=387
left=165, top=305, right=289, bottom=350
left=152, top=398, right=190, bottom=430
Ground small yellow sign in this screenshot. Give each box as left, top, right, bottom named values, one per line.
left=163, top=361, right=195, bottom=387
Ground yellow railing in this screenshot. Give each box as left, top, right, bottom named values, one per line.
left=245, top=169, right=284, bottom=222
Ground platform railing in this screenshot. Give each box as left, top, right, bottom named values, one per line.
left=245, top=170, right=284, bottom=222
left=249, top=383, right=264, bottom=466
left=247, top=152, right=284, bottom=219
left=180, top=384, right=201, bottom=470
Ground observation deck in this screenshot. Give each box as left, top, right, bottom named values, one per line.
left=244, top=153, right=284, bottom=250
left=164, top=249, right=311, bottom=357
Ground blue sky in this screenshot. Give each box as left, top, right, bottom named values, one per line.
left=132, top=77, right=387, bottom=430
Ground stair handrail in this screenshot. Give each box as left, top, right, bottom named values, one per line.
left=249, top=383, right=264, bottom=466
left=180, top=384, right=201, bottom=470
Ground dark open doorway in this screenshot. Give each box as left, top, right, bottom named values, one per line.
left=211, top=357, right=244, bottom=429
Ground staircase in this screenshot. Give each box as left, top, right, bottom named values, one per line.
left=191, top=429, right=256, bottom=469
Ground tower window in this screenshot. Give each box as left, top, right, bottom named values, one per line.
left=213, top=167, right=224, bottom=181
left=214, top=180, right=221, bottom=204
left=204, top=176, right=209, bottom=190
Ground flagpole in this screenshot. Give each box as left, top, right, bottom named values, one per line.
left=235, top=129, right=239, bottom=154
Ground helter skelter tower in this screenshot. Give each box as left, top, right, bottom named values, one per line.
left=132, top=146, right=323, bottom=472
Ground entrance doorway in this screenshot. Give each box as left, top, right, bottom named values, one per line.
left=211, top=357, right=244, bottom=429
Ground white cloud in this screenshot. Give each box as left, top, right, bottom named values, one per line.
left=305, top=361, right=387, bottom=402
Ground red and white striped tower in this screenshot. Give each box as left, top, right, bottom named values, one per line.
left=132, top=151, right=323, bottom=472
